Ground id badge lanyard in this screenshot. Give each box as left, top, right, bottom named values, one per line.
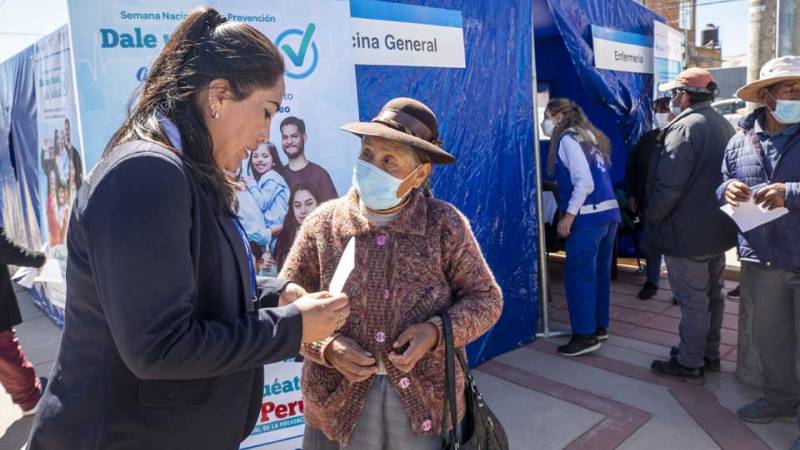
left=232, top=219, right=258, bottom=306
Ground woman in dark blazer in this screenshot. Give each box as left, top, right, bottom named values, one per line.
left=27, top=8, right=349, bottom=450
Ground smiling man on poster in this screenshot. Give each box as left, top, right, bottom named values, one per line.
left=278, top=116, right=338, bottom=202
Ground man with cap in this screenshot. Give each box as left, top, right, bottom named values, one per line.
left=718, top=56, right=800, bottom=443
left=646, top=68, right=738, bottom=384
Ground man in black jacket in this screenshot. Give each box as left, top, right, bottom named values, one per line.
left=626, top=97, right=671, bottom=300
left=0, top=226, right=47, bottom=416
left=646, top=68, right=738, bottom=384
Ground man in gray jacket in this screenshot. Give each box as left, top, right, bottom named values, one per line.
left=645, top=68, right=738, bottom=384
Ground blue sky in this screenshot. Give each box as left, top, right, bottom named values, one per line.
left=0, top=0, right=68, bottom=63
left=0, top=0, right=752, bottom=65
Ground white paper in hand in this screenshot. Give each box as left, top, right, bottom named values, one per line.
left=329, top=237, right=356, bottom=295
left=13, top=267, right=37, bottom=289
left=34, top=258, right=64, bottom=284
left=721, top=198, right=789, bottom=233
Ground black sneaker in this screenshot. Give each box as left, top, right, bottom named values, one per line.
left=727, top=285, right=741, bottom=299
left=595, top=328, right=608, bottom=341
left=638, top=282, right=659, bottom=300
left=651, top=357, right=705, bottom=384
left=669, top=347, right=722, bottom=372
left=558, top=335, right=601, bottom=357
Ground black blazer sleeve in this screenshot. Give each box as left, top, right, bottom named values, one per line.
left=256, top=276, right=289, bottom=309
left=0, top=227, right=46, bottom=268
left=83, top=155, right=303, bottom=380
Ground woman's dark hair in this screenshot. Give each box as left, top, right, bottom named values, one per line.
left=545, top=98, right=611, bottom=175
left=683, top=82, right=718, bottom=104
left=273, top=183, right=321, bottom=268
left=104, top=6, right=285, bottom=214
left=248, top=142, right=284, bottom=180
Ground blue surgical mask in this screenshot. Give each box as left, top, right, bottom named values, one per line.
left=352, top=160, right=420, bottom=211
left=770, top=99, right=800, bottom=125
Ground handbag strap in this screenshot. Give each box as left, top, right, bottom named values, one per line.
left=440, top=312, right=461, bottom=447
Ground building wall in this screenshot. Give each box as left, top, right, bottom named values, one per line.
left=642, top=0, right=721, bottom=68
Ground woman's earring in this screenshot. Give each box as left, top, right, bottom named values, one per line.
left=213, top=111, right=220, bottom=119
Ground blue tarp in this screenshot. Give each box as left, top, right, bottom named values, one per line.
left=0, top=46, right=41, bottom=246
left=535, top=0, right=661, bottom=184
left=355, top=0, right=539, bottom=366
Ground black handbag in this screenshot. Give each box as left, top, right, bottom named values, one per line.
left=440, top=312, right=509, bottom=450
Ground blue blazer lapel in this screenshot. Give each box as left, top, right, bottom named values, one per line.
left=216, top=214, right=255, bottom=312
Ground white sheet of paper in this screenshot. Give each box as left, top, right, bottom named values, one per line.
left=329, top=237, right=356, bottom=295
left=14, top=267, right=37, bottom=289
left=34, top=258, right=64, bottom=284
left=720, top=198, right=789, bottom=233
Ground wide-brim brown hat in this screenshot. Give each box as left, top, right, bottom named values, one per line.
left=341, top=97, right=455, bottom=164
left=736, top=56, right=800, bottom=103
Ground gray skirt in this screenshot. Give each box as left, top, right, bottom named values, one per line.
left=303, top=375, right=463, bottom=450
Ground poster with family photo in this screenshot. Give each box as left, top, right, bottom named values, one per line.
left=33, top=24, right=84, bottom=308
left=68, top=0, right=360, bottom=283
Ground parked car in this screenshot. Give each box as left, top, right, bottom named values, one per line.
left=712, top=98, right=747, bottom=130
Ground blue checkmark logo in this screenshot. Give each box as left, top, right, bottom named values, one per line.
left=276, top=23, right=319, bottom=79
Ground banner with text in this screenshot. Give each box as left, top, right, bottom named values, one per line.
left=653, top=21, right=685, bottom=99
left=33, top=24, right=84, bottom=308
left=350, top=0, right=465, bottom=68
left=68, top=0, right=359, bottom=280
left=240, top=361, right=305, bottom=450
left=67, top=0, right=360, bottom=447
left=591, top=25, right=653, bottom=74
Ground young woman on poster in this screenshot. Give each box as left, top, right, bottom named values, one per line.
left=273, top=183, right=321, bottom=269
left=242, top=142, right=289, bottom=248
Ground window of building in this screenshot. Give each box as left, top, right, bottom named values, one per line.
left=678, top=0, right=694, bottom=31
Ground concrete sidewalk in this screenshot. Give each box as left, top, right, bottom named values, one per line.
left=0, top=268, right=796, bottom=449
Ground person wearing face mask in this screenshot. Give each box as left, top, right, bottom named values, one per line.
left=542, top=99, right=620, bottom=357
left=279, top=98, right=503, bottom=449
left=717, top=57, right=800, bottom=443
left=646, top=68, right=738, bottom=385
left=626, top=97, right=672, bottom=300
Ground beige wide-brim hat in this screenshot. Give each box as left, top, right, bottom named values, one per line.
left=341, top=97, right=455, bottom=164
left=737, top=56, right=800, bottom=102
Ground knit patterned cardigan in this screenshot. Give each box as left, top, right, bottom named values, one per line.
left=280, top=188, right=503, bottom=446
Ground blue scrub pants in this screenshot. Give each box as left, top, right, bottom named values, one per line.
left=564, top=221, right=618, bottom=336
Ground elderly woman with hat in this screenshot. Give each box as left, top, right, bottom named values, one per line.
left=717, top=56, right=800, bottom=446
left=279, top=97, right=503, bottom=449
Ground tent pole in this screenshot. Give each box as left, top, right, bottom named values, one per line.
left=530, top=6, right=567, bottom=340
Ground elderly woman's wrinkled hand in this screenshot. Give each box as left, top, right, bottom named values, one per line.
left=388, top=323, right=439, bottom=374
left=324, top=336, right=378, bottom=382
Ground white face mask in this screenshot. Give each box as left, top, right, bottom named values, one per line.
left=670, top=93, right=683, bottom=115
left=654, top=112, right=670, bottom=128
left=542, top=119, right=555, bottom=137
